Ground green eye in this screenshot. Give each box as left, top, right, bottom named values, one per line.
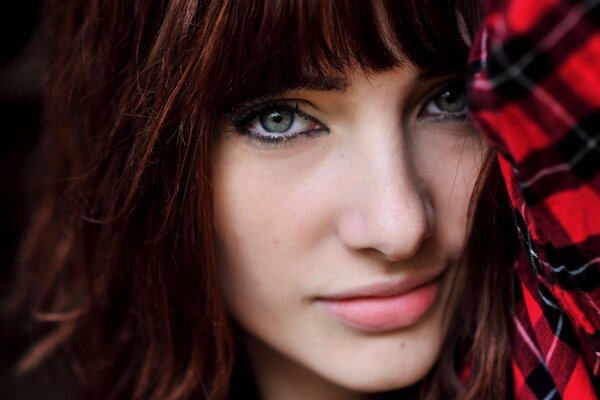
left=433, top=82, right=465, bottom=113
left=260, top=109, right=294, bottom=133
left=420, top=80, right=467, bottom=121
left=227, top=100, right=328, bottom=147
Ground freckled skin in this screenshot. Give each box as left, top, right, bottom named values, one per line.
left=213, top=67, right=486, bottom=400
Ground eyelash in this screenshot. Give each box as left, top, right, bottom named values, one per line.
left=417, top=79, right=468, bottom=123
left=226, top=99, right=328, bottom=148
left=226, top=80, right=468, bottom=148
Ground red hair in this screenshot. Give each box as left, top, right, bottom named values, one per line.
left=9, top=0, right=516, bottom=398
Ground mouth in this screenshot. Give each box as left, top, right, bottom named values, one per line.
left=315, top=272, right=444, bottom=333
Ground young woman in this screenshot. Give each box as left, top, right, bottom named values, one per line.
left=6, top=0, right=599, bottom=399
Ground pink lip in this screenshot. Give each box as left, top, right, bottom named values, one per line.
left=317, top=275, right=443, bottom=332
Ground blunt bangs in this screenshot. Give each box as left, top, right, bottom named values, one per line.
left=196, top=0, right=481, bottom=108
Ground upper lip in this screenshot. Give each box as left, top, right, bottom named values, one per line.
left=316, top=269, right=446, bottom=301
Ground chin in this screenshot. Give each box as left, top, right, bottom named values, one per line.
left=331, top=354, right=438, bottom=394
left=305, top=328, right=444, bottom=395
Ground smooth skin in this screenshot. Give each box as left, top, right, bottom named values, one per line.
left=213, top=65, right=486, bottom=400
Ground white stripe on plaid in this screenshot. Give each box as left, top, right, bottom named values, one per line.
left=542, top=388, right=558, bottom=400
left=515, top=316, right=549, bottom=366
left=545, top=313, right=564, bottom=364
left=551, top=256, right=600, bottom=276
left=480, top=0, right=600, bottom=90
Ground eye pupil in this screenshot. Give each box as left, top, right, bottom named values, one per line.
left=434, top=83, right=465, bottom=113
left=260, top=109, right=294, bottom=133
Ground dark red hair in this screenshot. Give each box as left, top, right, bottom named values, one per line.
left=9, top=0, right=516, bottom=398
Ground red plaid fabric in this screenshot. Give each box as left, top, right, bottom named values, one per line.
left=467, top=0, right=600, bottom=398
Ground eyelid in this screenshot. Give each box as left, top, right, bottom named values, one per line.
left=227, top=98, right=324, bottom=128
left=416, top=77, right=467, bottom=122
left=225, top=98, right=329, bottom=147
left=225, top=97, right=286, bottom=128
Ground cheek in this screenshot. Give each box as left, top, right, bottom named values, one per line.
left=212, top=135, right=341, bottom=262
left=213, top=162, right=286, bottom=298
left=214, top=157, right=320, bottom=264
left=211, top=142, right=335, bottom=312
left=416, top=131, right=487, bottom=251
left=212, top=162, right=287, bottom=328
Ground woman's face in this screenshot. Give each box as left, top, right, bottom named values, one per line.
left=213, top=66, right=485, bottom=397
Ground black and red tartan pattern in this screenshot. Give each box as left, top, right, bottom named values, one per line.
left=467, top=0, right=600, bottom=398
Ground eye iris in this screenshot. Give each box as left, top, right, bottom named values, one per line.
left=435, top=85, right=465, bottom=112
left=260, top=109, right=294, bottom=133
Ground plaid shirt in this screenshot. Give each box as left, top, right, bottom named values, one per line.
left=468, top=0, right=600, bottom=398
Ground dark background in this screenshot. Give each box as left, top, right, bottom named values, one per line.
left=0, top=0, right=43, bottom=284
left=0, top=1, right=54, bottom=398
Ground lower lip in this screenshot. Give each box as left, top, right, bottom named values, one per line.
left=318, top=280, right=440, bottom=332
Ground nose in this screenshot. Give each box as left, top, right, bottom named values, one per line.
left=336, top=136, right=434, bottom=262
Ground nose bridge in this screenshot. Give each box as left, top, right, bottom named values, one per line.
left=337, top=123, right=433, bottom=261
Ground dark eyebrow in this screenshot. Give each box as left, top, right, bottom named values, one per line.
left=282, top=75, right=349, bottom=93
